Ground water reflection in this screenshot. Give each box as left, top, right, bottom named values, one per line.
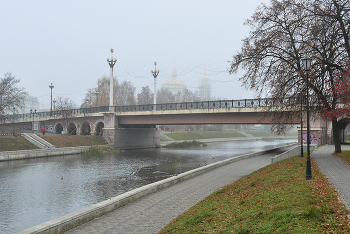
left=0, top=139, right=295, bottom=233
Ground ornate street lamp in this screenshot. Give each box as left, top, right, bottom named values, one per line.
left=30, top=109, right=37, bottom=133
left=107, top=49, right=117, bottom=109
left=53, top=99, right=56, bottom=116
left=49, top=83, right=54, bottom=116
left=151, top=62, right=159, bottom=110
left=301, top=55, right=312, bottom=180
left=95, top=89, right=99, bottom=108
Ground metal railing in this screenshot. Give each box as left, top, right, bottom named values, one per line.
left=1, top=97, right=304, bottom=122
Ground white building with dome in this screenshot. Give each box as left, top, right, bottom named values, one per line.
left=162, top=67, right=187, bottom=94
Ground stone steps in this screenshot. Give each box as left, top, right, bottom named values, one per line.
left=22, top=133, right=55, bottom=149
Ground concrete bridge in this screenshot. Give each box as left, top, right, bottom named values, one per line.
left=0, top=98, right=335, bottom=148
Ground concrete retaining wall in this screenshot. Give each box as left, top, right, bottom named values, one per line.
left=271, top=144, right=317, bottom=164
left=0, top=146, right=91, bottom=162
left=18, top=142, right=296, bottom=234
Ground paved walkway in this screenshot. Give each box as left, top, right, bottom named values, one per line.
left=64, top=145, right=350, bottom=234
left=312, top=145, right=350, bottom=210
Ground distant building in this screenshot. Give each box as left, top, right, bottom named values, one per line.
left=198, top=75, right=211, bottom=101
left=162, top=67, right=187, bottom=94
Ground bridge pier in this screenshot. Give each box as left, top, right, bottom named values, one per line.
left=103, top=127, right=160, bottom=149
left=102, top=113, right=160, bottom=149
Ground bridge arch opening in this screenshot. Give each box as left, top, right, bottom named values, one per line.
left=81, top=122, right=91, bottom=135
left=55, top=123, right=63, bottom=134
left=68, top=123, right=77, bottom=135
left=95, top=122, right=104, bottom=136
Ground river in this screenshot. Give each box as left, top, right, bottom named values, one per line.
left=0, top=139, right=296, bottom=233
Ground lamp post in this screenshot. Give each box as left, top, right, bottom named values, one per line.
left=300, top=94, right=304, bottom=157
left=107, top=49, right=117, bottom=109
left=53, top=99, right=56, bottom=116
left=49, top=83, right=54, bottom=116
left=301, top=55, right=312, bottom=180
left=151, top=62, right=159, bottom=110
left=30, top=109, right=36, bottom=133
left=95, top=89, right=99, bottom=108
left=12, top=107, right=15, bottom=136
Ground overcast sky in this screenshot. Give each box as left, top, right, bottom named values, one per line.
left=0, top=0, right=270, bottom=110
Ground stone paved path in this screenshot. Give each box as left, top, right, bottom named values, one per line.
left=65, top=149, right=288, bottom=234
left=312, top=144, right=350, bottom=210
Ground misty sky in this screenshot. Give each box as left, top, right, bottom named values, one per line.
left=0, top=0, right=270, bottom=110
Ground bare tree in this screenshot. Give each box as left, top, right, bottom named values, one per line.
left=175, top=88, right=200, bottom=102
left=0, top=73, right=27, bottom=115
left=117, top=81, right=136, bottom=106
left=81, top=88, right=96, bottom=108
left=229, top=0, right=350, bottom=153
left=81, top=75, right=118, bottom=108
left=157, top=88, right=176, bottom=104
left=55, top=96, right=76, bottom=119
left=137, top=85, right=153, bottom=105
left=81, top=76, right=137, bottom=107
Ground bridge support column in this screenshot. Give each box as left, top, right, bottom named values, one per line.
left=102, top=112, right=160, bottom=149
left=103, top=127, right=160, bottom=149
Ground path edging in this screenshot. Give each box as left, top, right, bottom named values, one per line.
left=271, top=144, right=317, bottom=164
left=17, top=142, right=296, bottom=234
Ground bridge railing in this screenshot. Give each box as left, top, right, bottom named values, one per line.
left=1, top=97, right=302, bottom=123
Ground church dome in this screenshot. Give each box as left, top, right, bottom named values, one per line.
left=162, top=66, right=187, bottom=94
left=165, top=76, right=185, bottom=85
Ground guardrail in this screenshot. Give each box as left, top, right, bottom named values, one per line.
left=0, top=132, right=21, bottom=136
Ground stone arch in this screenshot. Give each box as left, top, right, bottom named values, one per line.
left=81, top=121, right=91, bottom=135
left=55, top=123, right=64, bottom=134
left=95, top=121, right=104, bottom=136
left=68, top=122, right=77, bottom=135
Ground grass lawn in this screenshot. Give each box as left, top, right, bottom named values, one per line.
left=39, top=135, right=107, bottom=148
left=334, top=150, right=350, bottom=166
left=164, top=131, right=245, bottom=141
left=0, top=136, right=39, bottom=151
left=246, top=130, right=298, bottom=138
left=159, top=156, right=350, bottom=233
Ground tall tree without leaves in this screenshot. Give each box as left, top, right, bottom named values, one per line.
left=229, top=0, right=350, bottom=153
left=0, top=73, right=27, bottom=115
left=137, top=86, right=153, bottom=105
left=55, top=96, right=76, bottom=119
left=81, top=76, right=137, bottom=107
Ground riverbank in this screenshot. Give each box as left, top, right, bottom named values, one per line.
left=160, top=136, right=293, bottom=147
left=18, top=143, right=297, bottom=234
left=0, top=136, right=39, bottom=151
left=163, top=130, right=297, bottom=141
left=0, top=135, right=108, bottom=152
left=0, top=146, right=93, bottom=161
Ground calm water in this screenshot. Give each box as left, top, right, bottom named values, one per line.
left=0, top=139, right=295, bottom=233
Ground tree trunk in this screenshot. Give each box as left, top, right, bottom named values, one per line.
left=332, top=119, right=342, bottom=153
